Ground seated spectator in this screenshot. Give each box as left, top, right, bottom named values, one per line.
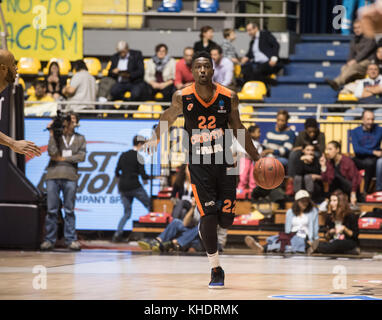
left=311, top=190, right=359, bottom=255
left=193, top=25, right=218, bottom=53
left=138, top=201, right=203, bottom=253
left=210, top=45, right=234, bottom=88
left=46, top=62, right=66, bottom=100
left=294, top=143, right=323, bottom=203
left=374, top=46, right=382, bottom=73
left=320, top=141, right=362, bottom=205
left=241, top=22, right=282, bottom=85
left=174, top=47, right=194, bottom=90
left=262, top=110, right=296, bottom=167
left=344, top=63, right=382, bottom=120
left=326, top=20, right=376, bottom=91
left=144, top=44, right=176, bottom=102
left=62, top=60, right=97, bottom=111
left=288, top=118, right=326, bottom=179
left=245, top=190, right=319, bottom=254
left=221, top=28, right=240, bottom=65
left=170, top=164, right=193, bottom=221
left=26, top=79, right=55, bottom=106
left=109, top=41, right=145, bottom=101
left=233, top=125, right=263, bottom=192
left=351, top=110, right=382, bottom=194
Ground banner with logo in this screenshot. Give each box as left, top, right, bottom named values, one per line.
left=0, top=0, right=83, bottom=60
left=25, top=118, right=160, bottom=231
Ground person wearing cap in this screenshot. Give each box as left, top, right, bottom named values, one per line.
left=244, top=189, right=319, bottom=254
left=108, top=41, right=146, bottom=102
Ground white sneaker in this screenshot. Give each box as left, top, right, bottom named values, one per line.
left=244, top=236, right=264, bottom=254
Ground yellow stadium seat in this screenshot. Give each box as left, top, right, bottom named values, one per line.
left=133, top=103, right=162, bottom=119
left=155, top=92, right=164, bottom=99
left=43, top=58, right=72, bottom=75
left=269, top=74, right=277, bottom=80
left=114, top=100, right=123, bottom=109
left=326, top=116, right=344, bottom=122
left=17, top=57, right=41, bottom=74
left=128, top=0, right=144, bottom=29
left=27, top=86, right=35, bottom=97
left=240, top=105, right=254, bottom=120
left=84, top=57, right=102, bottom=76
left=124, top=91, right=131, bottom=99
left=83, top=0, right=127, bottom=29
left=102, top=61, right=112, bottom=77
left=237, top=81, right=267, bottom=101
left=234, top=64, right=242, bottom=78
left=338, top=93, right=358, bottom=102
left=17, top=77, right=25, bottom=89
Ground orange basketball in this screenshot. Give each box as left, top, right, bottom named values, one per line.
left=253, top=157, right=285, bottom=190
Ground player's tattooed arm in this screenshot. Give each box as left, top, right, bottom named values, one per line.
left=143, top=90, right=183, bottom=154
left=228, top=92, right=260, bottom=162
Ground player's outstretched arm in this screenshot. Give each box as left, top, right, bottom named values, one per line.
left=0, top=130, right=41, bottom=157
left=358, top=0, right=382, bottom=38
left=228, top=92, right=260, bottom=162
left=143, top=90, right=183, bottom=154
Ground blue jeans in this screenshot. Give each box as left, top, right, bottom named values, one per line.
left=116, top=186, right=150, bottom=236
left=276, top=156, right=289, bottom=167
left=45, top=179, right=78, bottom=244
left=158, top=218, right=199, bottom=248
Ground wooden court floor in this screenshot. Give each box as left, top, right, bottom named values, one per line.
left=1, top=249, right=382, bottom=300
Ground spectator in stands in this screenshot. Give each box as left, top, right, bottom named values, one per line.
left=112, top=135, right=151, bottom=243
left=262, top=110, right=296, bottom=167
left=294, top=143, right=323, bottom=202
left=144, top=44, right=176, bottom=102
left=234, top=125, right=263, bottom=192
left=288, top=118, right=325, bottom=184
left=138, top=201, right=203, bottom=253
left=221, top=28, right=240, bottom=65
left=46, top=62, right=66, bottom=100
left=311, top=190, right=359, bottom=255
left=193, top=26, right=218, bottom=53
left=109, top=41, right=145, bottom=101
left=210, top=45, right=234, bottom=88
left=241, top=22, right=282, bottom=85
left=320, top=141, right=361, bottom=205
left=375, top=46, right=382, bottom=73
left=351, top=110, right=382, bottom=194
left=170, top=164, right=193, bottom=221
left=26, top=79, right=55, bottom=106
left=62, top=60, right=97, bottom=111
left=174, top=47, right=194, bottom=90
left=326, top=20, right=377, bottom=91
left=344, top=63, right=382, bottom=120
left=245, top=190, right=319, bottom=254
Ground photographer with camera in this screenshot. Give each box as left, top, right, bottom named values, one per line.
left=40, top=112, right=86, bottom=251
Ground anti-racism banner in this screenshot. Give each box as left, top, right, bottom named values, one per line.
left=25, top=118, right=161, bottom=231
left=0, top=0, right=83, bottom=60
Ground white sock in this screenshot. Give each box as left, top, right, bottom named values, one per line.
left=207, top=251, right=220, bottom=269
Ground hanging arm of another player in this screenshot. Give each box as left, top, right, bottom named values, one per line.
left=143, top=90, right=183, bottom=154
left=0, top=130, right=41, bottom=157
left=228, top=92, right=260, bottom=162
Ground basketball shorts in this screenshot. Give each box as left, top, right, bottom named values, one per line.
left=188, top=164, right=237, bottom=223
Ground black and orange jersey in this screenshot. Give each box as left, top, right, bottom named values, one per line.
left=181, top=83, right=234, bottom=165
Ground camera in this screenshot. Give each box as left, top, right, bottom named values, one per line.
left=49, top=110, right=72, bottom=147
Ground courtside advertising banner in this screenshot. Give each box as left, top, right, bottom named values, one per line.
left=25, top=118, right=160, bottom=231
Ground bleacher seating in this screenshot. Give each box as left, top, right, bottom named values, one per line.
left=82, top=0, right=127, bottom=29
left=197, top=0, right=219, bottom=13
left=133, top=103, right=162, bottom=119
left=17, top=57, right=41, bottom=75
left=84, top=57, right=102, bottom=76
left=158, top=0, right=182, bottom=12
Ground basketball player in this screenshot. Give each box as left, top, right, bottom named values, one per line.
left=0, top=49, right=41, bottom=157
left=144, top=51, right=260, bottom=288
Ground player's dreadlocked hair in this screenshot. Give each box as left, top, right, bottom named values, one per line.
left=192, top=51, right=213, bottom=66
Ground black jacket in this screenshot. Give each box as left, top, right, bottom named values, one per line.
left=193, top=40, right=218, bottom=53
left=108, top=50, right=144, bottom=83
left=115, top=149, right=149, bottom=192
left=246, top=30, right=280, bottom=62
